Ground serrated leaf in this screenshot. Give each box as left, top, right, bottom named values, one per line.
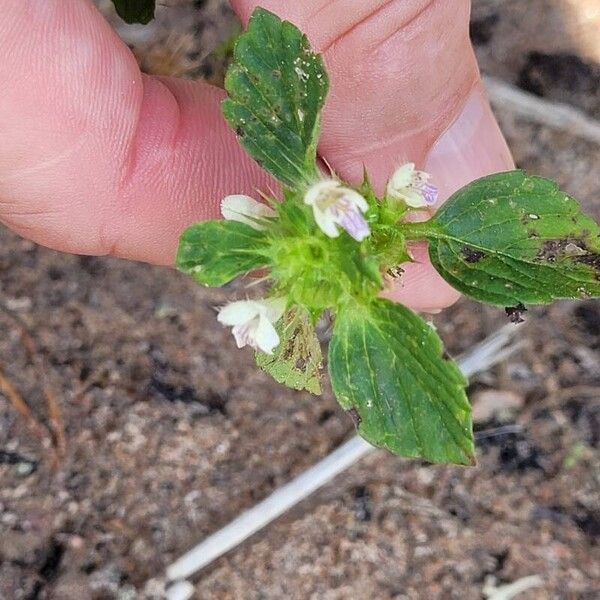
left=328, top=299, right=474, bottom=465
left=111, top=0, right=155, bottom=24
left=256, top=308, right=323, bottom=394
left=427, top=171, right=600, bottom=306
left=177, top=220, right=267, bottom=287
left=222, top=8, right=329, bottom=188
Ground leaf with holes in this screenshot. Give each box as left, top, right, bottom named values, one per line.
left=424, top=171, right=600, bottom=306
left=222, top=8, right=329, bottom=188
left=176, top=220, right=268, bottom=287
left=328, top=299, right=474, bottom=465
left=256, top=308, right=323, bottom=394
left=111, top=0, right=155, bottom=24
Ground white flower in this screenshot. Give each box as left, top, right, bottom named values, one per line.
left=386, top=163, right=438, bottom=208
left=221, top=194, right=276, bottom=230
left=304, top=179, right=370, bottom=241
left=217, top=297, right=286, bottom=354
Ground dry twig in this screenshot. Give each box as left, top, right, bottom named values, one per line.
left=0, top=365, right=46, bottom=440
left=0, top=298, right=66, bottom=458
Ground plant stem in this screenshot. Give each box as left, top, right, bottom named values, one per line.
left=398, top=219, right=442, bottom=240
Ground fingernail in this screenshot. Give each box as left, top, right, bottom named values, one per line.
left=425, top=82, right=514, bottom=203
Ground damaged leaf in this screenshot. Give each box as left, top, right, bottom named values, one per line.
left=256, top=308, right=323, bottom=394
left=427, top=171, right=600, bottom=305
left=328, top=299, right=474, bottom=465
left=222, top=8, right=329, bottom=188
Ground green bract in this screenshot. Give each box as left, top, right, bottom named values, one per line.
left=256, top=307, right=323, bottom=395
left=176, top=7, right=600, bottom=465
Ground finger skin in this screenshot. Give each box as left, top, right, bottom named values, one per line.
left=387, top=84, right=514, bottom=311
left=0, top=0, right=272, bottom=264
left=0, top=0, right=513, bottom=312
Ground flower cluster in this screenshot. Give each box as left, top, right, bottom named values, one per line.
left=216, top=164, right=437, bottom=354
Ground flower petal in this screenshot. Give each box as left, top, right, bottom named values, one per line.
left=217, top=300, right=261, bottom=326
left=254, top=315, right=281, bottom=354
left=421, top=183, right=438, bottom=206
left=402, top=189, right=428, bottom=208
left=344, top=189, right=369, bottom=213
left=304, top=179, right=339, bottom=207
left=340, top=210, right=370, bottom=241
left=312, top=205, right=340, bottom=238
left=387, top=163, right=415, bottom=194
left=231, top=319, right=259, bottom=349
left=221, top=194, right=276, bottom=229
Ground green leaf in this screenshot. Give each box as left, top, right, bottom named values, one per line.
left=256, top=308, right=323, bottom=394
left=328, top=299, right=474, bottom=465
left=177, top=220, right=267, bottom=287
left=222, top=8, right=329, bottom=188
left=111, top=0, right=155, bottom=24
left=426, top=171, right=600, bottom=306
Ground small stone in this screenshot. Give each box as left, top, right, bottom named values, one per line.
left=4, top=296, right=32, bottom=311
left=117, top=584, right=138, bottom=600
left=144, top=578, right=167, bottom=599
left=472, top=389, right=524, bottom=424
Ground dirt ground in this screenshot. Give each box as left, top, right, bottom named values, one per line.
left=1, top=1, right=599, bottom=599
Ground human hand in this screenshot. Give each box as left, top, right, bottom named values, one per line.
left=0, top=0, right=513, bottom=311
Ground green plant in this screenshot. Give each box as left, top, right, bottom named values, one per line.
left=173, top=8, right=600, bottom=465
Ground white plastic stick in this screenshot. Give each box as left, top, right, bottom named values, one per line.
left=165, top=324, right=521, bottom=585
left=167, top=434, right=373, bottom=581
left=164, top=580, right=195, bottom=600
left=483, top=575, right=544, bottom=600
left=456, top=323, right=526, bottom=379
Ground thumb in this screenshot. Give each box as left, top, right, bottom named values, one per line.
left=387, top=82, right=514, bottom=312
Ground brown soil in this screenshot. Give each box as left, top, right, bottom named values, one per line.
left=1, top=2, right=599, bottom=599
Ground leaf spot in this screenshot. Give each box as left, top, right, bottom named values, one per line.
left=295, top=357, right=307, bottom=372
left=461, top=246, right=486, bottom=263
left=574, top=252, right=600, bottom=280
left=536, top=237, right=591, bottom=263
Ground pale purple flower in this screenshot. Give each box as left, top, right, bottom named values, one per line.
left=386, top=163, right=438, bottom=208
left=217, top=297, right=286, bottom=354
left=304, top=180, right=370, bottom=242
left=421, top=182, right=438, bottom=206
